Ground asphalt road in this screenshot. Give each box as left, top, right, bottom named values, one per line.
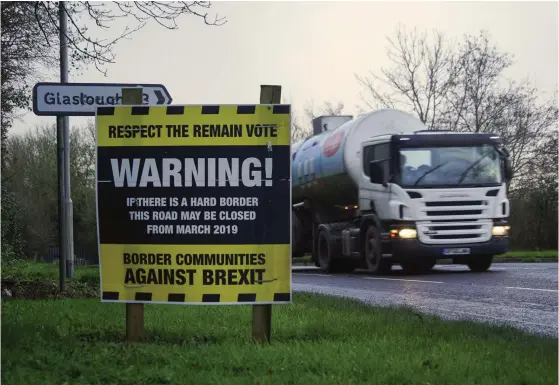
left=292, top=263, right=558, bottom=337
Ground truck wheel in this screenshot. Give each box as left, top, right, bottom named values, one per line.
left=364, top=225, right=391, bottom=274
left=467, top=256, right=493, bottom=272
left=317, top=229, right=334, bottom=273
left=316, top=229, right=355, bottom=273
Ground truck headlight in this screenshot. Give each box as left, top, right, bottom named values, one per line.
left=492, top=225, right=510, bottom=236
left=398, top=228, right=417, bottom=239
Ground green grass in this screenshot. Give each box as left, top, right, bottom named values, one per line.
left=293, top=254, right=314, bottom=265
left=499, top=250, right=558, bottom=259
left=1, top=259, right=99, bottom=282
left=2, top=260, right=558, bottom=384
left=1, top=295, right=557, bottom=385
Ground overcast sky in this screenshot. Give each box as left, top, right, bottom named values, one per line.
left=13, top=0, right=558, bottom=135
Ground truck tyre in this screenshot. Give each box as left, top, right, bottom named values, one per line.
left=363, top=225, right=391, bottom=274
left=317, top=229, right=356, bottom=274
left=317, top=229, right=335, bottom=273
left=467, top=256, right=493, bottom=272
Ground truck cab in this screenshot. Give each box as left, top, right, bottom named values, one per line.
left=356, top=131, right=512, bottom=273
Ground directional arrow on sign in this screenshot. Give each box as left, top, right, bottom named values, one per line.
left=154, top=90, right=166, bottom=105
left=32, top=82, right=173, bottom=116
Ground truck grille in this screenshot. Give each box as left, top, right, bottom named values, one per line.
left=417, top=220, right=492, bottom=244
left=416, top=199, right=492, bottom=244
left=421, top=200, right=489, bottom=220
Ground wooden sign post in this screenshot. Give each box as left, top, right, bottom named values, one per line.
left=252, top=84, right=282, bottom=344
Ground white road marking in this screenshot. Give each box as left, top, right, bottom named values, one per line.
left=505, top=286, right=558, bottom=293
left=436, top=265, right=507, bottom=271
left=519, top=301, right=559, bottom=308
left=364, top=277, right=444, bottom=284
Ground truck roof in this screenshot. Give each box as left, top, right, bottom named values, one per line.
left=367, top=130, right=502, bottom=146
left=392, top=131, right=502, bottom=146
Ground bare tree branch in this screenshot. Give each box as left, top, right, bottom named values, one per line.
left=357, top=24, right=458, bottom=128
left=355, top=25, right=557, bottom=191
left=1, top=1, right=226, bottom=144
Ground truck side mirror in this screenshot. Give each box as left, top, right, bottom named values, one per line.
left=368, top=161, right=385, bottom=185
left=504, top=158, right=513, bottom=181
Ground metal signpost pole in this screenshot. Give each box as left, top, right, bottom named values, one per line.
left=252, top=84, right=282, bottom=344
left=122, top=87, right=146, bottom=343
left=59, top=1, right=74, bottom=279
left=57, top=1, right=68, bottom=289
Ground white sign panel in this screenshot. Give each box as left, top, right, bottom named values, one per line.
left=32, top=82, right=173, bottom=116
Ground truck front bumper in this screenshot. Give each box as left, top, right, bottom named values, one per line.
left=390, top=236, right=509, bottom=262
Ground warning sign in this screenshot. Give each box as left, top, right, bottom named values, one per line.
left=95, top=104, right=292, bottom=304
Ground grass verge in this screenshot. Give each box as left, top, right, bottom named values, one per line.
left=2, top=293, right=558, bottom=385
left=1, top=260, right=558, bottom=384
left=495, top=250, right=558, bottom=262
left=501, top=250, right=558, bottom=258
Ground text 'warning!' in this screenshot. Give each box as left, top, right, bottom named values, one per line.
left=95, top=104, right=292, bottom=305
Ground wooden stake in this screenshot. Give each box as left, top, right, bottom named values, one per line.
left=126, top=299, right=144, bottom=342
left=251, top=84, right=282, bottom=344
left=122, top=87, right=145, bottom=343
left=252, top=304, right=272, bottom=343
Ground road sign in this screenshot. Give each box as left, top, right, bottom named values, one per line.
left=32, top=82, right=173, bottom=116
left=95, top=104, right=292, bottom=305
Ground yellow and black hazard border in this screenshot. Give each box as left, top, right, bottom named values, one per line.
left=95, top=104, right=293, bottom=306
left=102, top=292, right=291, bottom=303
left=96, top=104, right=291, bottom=147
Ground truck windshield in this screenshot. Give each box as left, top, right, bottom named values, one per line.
left=397, top=144, right=502, bottom=187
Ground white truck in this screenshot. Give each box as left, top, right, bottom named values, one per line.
left=291, top=109, right=512, bottom=274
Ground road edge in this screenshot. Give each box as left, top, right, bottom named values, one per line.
left=292, top=257, right=558, bottom=267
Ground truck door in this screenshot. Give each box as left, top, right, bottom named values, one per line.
left=359, top=141, right=391, bottom=219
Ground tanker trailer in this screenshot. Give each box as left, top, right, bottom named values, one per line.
left=291, top=108, right=512, bottom=274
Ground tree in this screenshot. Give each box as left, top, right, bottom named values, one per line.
left=356, top=26, right=557, bottom=184
left=490, top=86, right=558, bottom=185
left=508, top=125, right=558, bottom=250
left=356, top=25, right=459, bottom=129
left=1, top=1, right=226, bottom=146
left=355, top=28, right=518, bottom=132
left=439, top=31, right=514, bottom=133
left=2, top=123, right=101, bottom=260
left=1, top=2, right=226, bottom=258
left=1, top=2, right=57, bottom=155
